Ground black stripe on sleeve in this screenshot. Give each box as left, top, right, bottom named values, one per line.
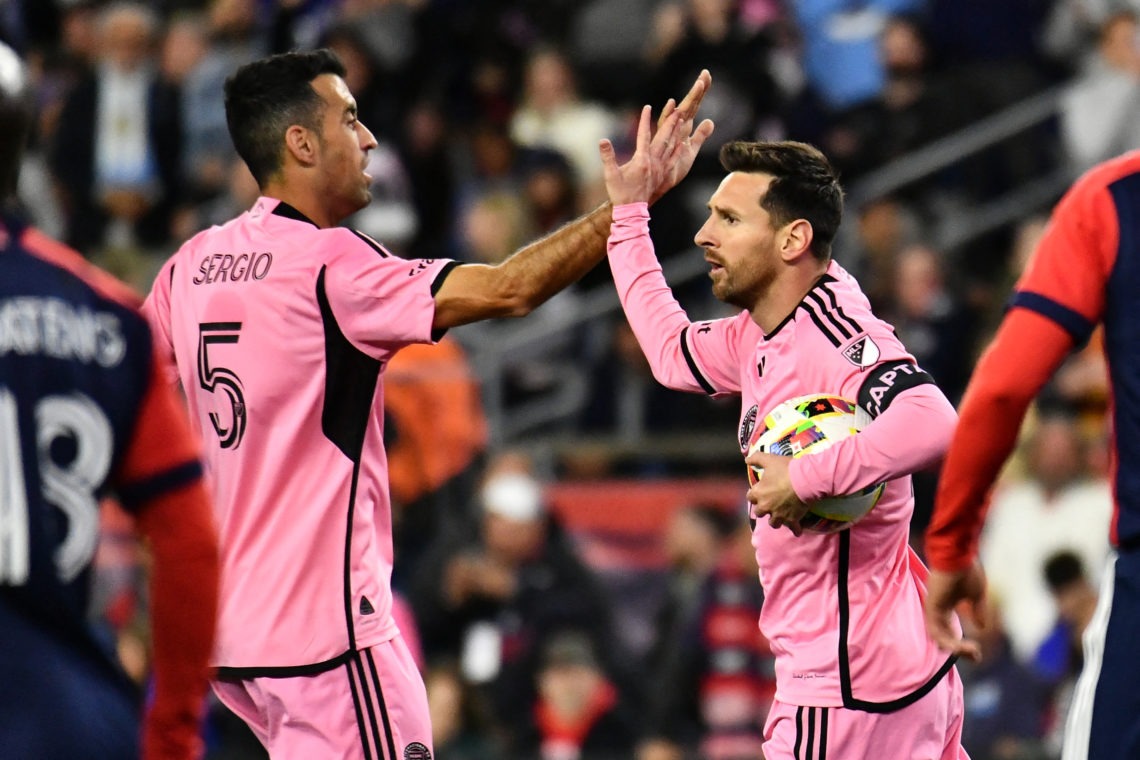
left=117, top=460, right=203, bottom=510
left=429, top=261, right=463, bottom=341
left=350, top=229, right=390, bottom=257
left=680, top=326, right=717, bottom=394
left=820, top=282, right=863, bottom=334
left=807, top=291, right=852, bottom=340
left=801, top=301, right=841, bottom=347
left=1008, top=290, right=1094, bottom=345
left=430, top=260, right=462, bottom=296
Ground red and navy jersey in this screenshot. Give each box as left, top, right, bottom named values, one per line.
left=0, top=211, right=203, bottom=670
left=1006, top=154, right=1140, bottom=548
left=929, top=152, right=1140, bottom=569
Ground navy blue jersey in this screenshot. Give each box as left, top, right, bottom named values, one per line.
left=0, top=210, right=201, bottom=675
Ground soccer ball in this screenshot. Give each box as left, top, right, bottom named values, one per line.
left=746, top=394, right=884, bottom=533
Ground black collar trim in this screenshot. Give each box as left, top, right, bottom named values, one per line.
left=271, top=201, right=319, bottom=228
left=763, top=272, right=835, bottom=340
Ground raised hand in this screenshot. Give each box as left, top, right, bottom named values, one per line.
left=598, top=69, right=715, bottom=207
left=653, top=69, right=715, bottom=201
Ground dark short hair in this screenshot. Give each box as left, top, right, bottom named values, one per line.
left=224, top=49, right=347, bottom=187
left=1043, top=550, right=1085, bottom=593
left=0, top=43, right=33, bottom=202
left=719, top=140, right=844, bottom=261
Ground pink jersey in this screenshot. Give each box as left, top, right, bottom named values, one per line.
left=609, top=203, right=958, bottom=709
left=143, top=197, right=457, bottom=673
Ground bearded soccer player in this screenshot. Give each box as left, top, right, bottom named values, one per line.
left=143, top=48, right=712, bottom=759
left=599, top=129, right=968, bottom=758
left=925, top=152, right=1140, bottom=760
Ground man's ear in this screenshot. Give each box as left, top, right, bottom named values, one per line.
left=780, top=218, right=815, bottom=262
left=283, top=124, right=318, bottom=168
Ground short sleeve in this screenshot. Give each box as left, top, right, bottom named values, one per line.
left=322, top=229, right=458, bottom=357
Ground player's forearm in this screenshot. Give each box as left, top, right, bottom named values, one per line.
left=137, top=481, right=220, bottom=760
left=494, top=201, right=613, bottom=313
left=607, top=203, right=703, bottom=391
left=925, top=309, right=1071, bottom=571
left=790, top=384, right=957, bottom=502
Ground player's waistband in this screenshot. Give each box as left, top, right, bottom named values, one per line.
left=215, top=649, right=355, bottom=680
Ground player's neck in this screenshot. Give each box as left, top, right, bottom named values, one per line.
left=750, top=262, right=828, bottom=334
left=260, top=180, right=337, bottom=229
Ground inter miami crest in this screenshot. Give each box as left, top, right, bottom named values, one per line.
left=404, top=742, right=432, bottom=760
left=739, top=404, right=758, bottom=451
left=842, top=335, right=880, bottom=368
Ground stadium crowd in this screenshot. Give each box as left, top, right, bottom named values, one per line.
left=1, top=0, right=1130, bottom=758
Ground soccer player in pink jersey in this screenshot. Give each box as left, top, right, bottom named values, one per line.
left=142, top=48, right=712, bottom=759
left=599, top=130, right=971, bottom=758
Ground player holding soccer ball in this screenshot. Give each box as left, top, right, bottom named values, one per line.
left=599, top=131, right=968, bottom=757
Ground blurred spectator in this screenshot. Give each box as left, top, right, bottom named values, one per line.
left=980, top=412, right=1113, bottom=662
left=568, top=0, right=658, bottom=106
left=510, top=46, right=620, bottom=203
left=1043, top=0, right=1140, bottom=65
left=459, top=189, right=533, bottom=264
left=409, top=451, right=633, bottom=753
left=788, top=0, right=926, bottom=112
left=886, top=243, right=976, bottom=404
left=49, top=2, right=181, bottom=254
left=882, top=243, right=976, bottom=534
left=1061, top=11, right=1140, bottom=171
left=821, top=13, right=958, bottom=180
left=173, top=0, right=266, bottom=208
left=580, top=319, right=740, bottom=443
left=644, top=503, right=741, bottom=676
left=385, top=336, right=489, bottom=583
left=401, top=97, right=457, bottom=260
left=426, top=660, right=504, bottom=760
left=839, top=194, right=924, bottom=311
left=957, top=599, right=1052, bottom=760
left=521, top=148, right=579, bottom=237
left=649, top=0, right=786, bottom=180
left=1036, top=551, right=1102, bottom=758
left=1034, top=550, right=1100, bottom=685
left=519, top=631, right=639, bottom=760
left=926, top=0, right=1054, bottom=69
left=638, top=517, right=774, bottom=760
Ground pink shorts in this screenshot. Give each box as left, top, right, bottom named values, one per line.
left=212, top=635, right=432, bottom=760
left=763, top=667, right=970, bottom=760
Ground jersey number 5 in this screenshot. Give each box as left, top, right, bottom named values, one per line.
left=0, top=389, right=110, bottom=585
left=198, top=322, right=247, bottom=450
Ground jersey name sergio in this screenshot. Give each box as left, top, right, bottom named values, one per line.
left=193, top=251, right=273, bottom=285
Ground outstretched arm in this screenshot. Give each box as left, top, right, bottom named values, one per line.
left=923, top=307, right=1071, bottom=661
left=601, top=95, right=721, bottom=393
left=431, top=71, right=713, bottom=331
